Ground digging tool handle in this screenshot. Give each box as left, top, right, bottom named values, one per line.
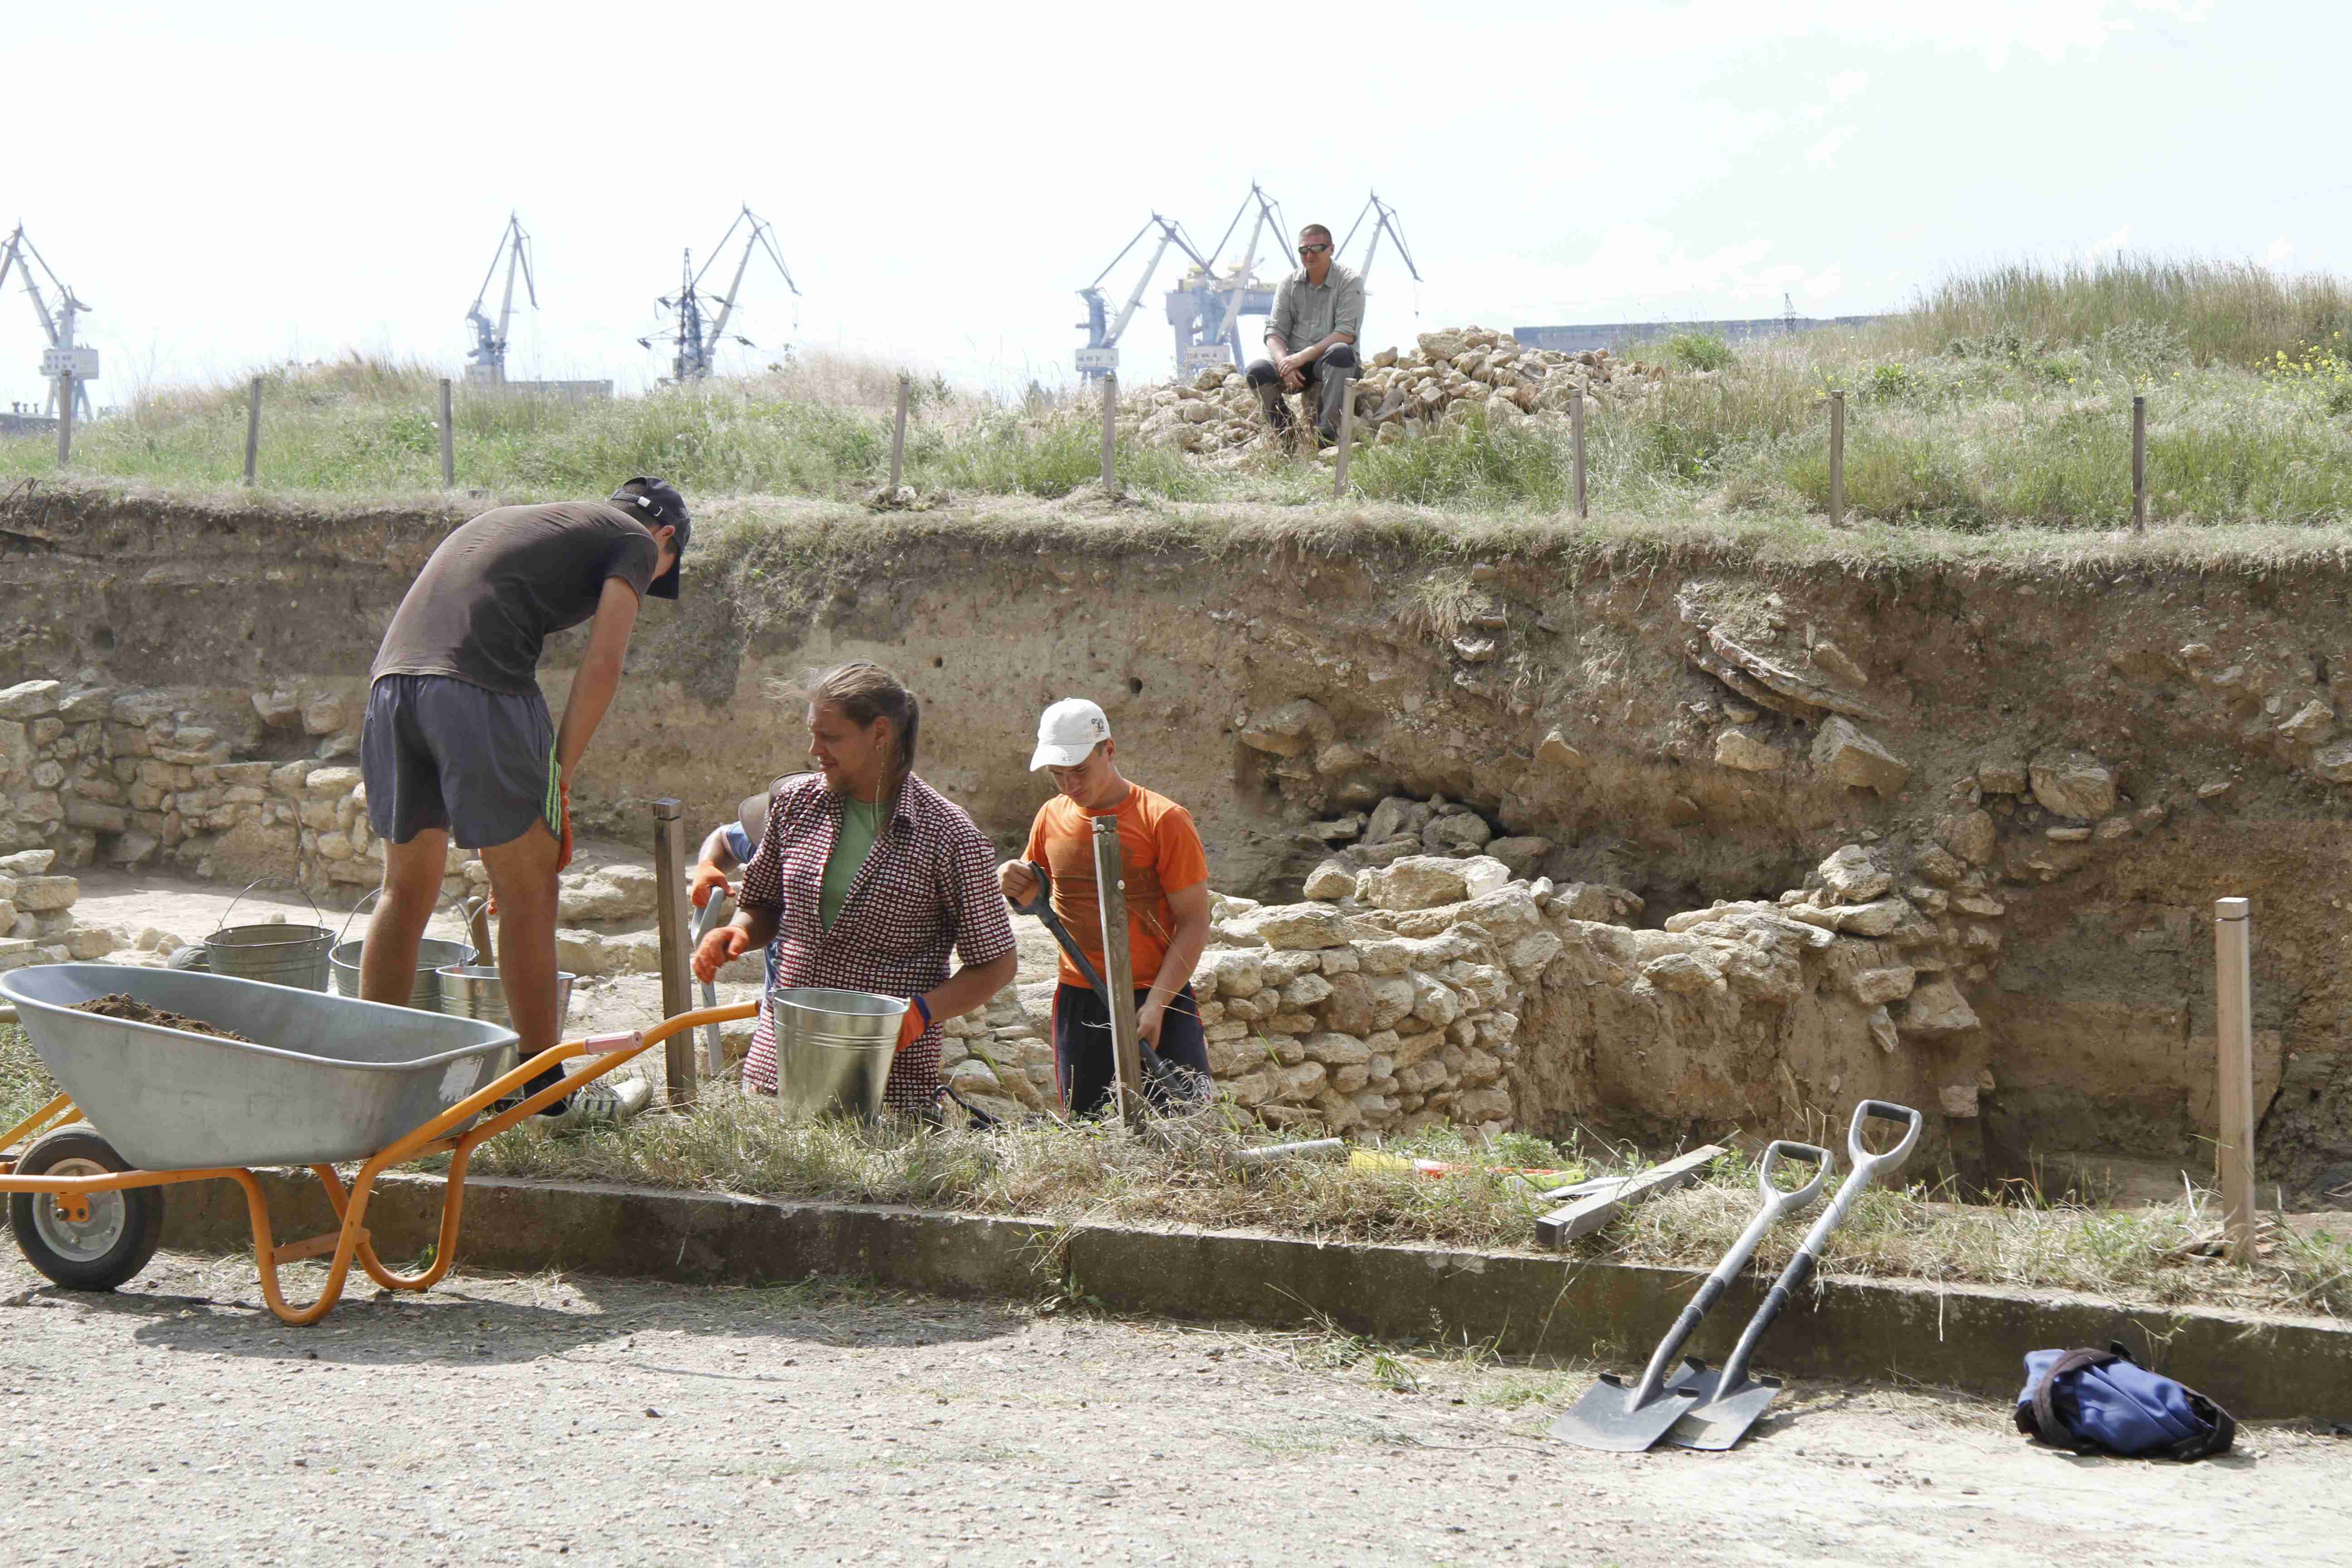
left=1010, top=858, right=1182, bottom=1091
left=1712, top=1103, right=1921, bottom=1395
left=1623, top=1140, right=1828, bottom=1407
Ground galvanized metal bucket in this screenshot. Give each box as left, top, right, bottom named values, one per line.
left=201, top=878, right=333, bottom=993
left=326, top=889, right=478, bottom=1011
left=768, top=986, right=908, bottom=1122
left=437, top=965, right=575, bottom=1035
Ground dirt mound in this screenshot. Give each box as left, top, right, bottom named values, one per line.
left=71, top=993, right=256, bottom=1044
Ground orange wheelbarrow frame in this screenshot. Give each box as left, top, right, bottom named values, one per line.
left=0, top=1001, right=757, bottom=1325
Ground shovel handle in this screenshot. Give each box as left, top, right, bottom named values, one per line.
left=1754, top=1139, right=1831, bottom=1212
left=1849, top=1100, right=1922, bottom=1171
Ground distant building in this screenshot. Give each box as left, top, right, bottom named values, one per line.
left=1513, top=316, right=1883, bottom=354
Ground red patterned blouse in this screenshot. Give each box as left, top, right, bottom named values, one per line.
left=736, top=772, right=1015, bottom=1113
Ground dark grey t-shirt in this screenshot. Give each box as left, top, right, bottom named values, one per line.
left=371, top=501, right=660, bottom=694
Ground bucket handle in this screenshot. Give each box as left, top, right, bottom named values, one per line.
left=335, top=883, right=476, bottom=946
left=215, top=873, right=324, bottom=938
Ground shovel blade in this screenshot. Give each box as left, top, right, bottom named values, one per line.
left=1548, top=1372, right=1702, bottom=1453
left=1664, top=1375, right=1783, bottom=1451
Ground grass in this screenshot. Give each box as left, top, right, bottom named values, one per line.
left=13, top=257, right=2352, bottom=534
left=1, top=1022, right=2343, bottom=1318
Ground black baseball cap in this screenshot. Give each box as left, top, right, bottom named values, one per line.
left=611, top=476, right=691, bottom=599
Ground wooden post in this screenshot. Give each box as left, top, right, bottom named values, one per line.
left=889, top=372, right=910, bottom=494
left=2132, top=394, right=2148, bottom=531
left=1828, top=389, right=1846, bottom=526
left=2214, top=897, right=2256, bottom=1264
left=438, top=377, right=456, bottom=487
left=1332, top=374, right=1357, bottom=499
left=1099, top=373, right=1119, bottom=490
left=1570, top=389, right=1588, bottom=519
left=652, top=798, right=697, bottom=1107
left=1090, top=814, right=1144, bottom=1128
left=54, top=371, right=73, bottom=467
left=244, top=376, right=263, bottom=485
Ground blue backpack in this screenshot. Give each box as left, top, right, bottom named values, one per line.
left=2014, top=1343, right=2234, bottom=1461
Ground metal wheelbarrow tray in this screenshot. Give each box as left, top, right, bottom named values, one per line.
left=0, top=962, right=758, bottom=1327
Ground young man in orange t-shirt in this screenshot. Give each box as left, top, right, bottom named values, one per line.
left=997, top=698, right=1213, bottom=1117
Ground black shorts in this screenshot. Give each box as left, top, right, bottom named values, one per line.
left=1052, top=982, right=1210, bottom=1118
left=362, top=674, right=558, bottom=849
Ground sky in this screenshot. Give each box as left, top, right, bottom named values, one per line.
left=5, top=0, right=2339, bottom=409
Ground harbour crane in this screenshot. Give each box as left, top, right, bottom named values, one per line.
left=463, top=213, right=538, bottom=385
left=0, top=225, right=96, bottom=421
left=1165, top=182, right=1288, bottom=374
left=1075, top=214, right=1210, bottom=381
left=637, top=205, right=800, bottom=383
left=1336, top=191, right=1422, bottom=292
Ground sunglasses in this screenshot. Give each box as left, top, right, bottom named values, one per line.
left=1297, top=243, right=1331, bottom=256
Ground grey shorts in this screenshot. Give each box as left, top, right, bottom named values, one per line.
left=363, top=675, right=559, bottom=849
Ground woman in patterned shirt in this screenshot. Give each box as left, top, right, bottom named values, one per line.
left=692, top=662, right=1018, bottom=1117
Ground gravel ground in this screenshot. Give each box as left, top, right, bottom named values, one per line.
left=0, top=1247, right=2344, bottom=1567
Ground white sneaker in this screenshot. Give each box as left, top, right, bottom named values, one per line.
left=546, top=1073, right=652, bottom=1133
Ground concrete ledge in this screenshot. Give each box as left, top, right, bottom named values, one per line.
left=159, top=1171, right=2352, bottom=1420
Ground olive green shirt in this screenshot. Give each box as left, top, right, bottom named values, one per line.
left=1265, top=260, right=1365, bottom=353
left=820, top=795, right=882, bottom=930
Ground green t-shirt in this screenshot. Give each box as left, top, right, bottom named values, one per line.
left=820, top=796, right=882, bottom=929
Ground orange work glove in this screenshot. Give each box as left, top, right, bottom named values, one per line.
left=690, top=862, right=732, bottom=909
left=695, top=925, right=752, bottom=984
left=554, top=773, right=574, bottom=875
left=894, top=994, right=934, bottom=1052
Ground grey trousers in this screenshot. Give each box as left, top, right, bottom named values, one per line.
left=1245, top=343, right=1361, bottom=438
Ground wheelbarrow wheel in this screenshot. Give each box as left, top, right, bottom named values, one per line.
left=8, top=1126, right=165, bottom=1293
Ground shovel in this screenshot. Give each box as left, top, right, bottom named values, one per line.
left=1008, top=859, right=1207, bottom=1113
left=689, top=879, right=734, bottom=1078
left=1549, top=1139, right=1831, bottom=1452
left=1665, top=1100, right=1924, bottom=1451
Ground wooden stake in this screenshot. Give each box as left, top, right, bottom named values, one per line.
left=244, top=376, right=263, bottom=485
left=1571, top=389, right=1588, bottom=519
left=1332, top=374, right=1357, bottom=499
left=438, top=377, right=456, bottom=487
left=1100, top=373, right=1118, bottom=490
left=653, top=798, right=697, bottom=1107
left=889, top=372, right=910, bottom=494
left=2132, top=394, right=2148, bottom=531
left=2214, top=897, right=2256, bottom=1264
left=54, top=370, right=72, bottom=467
left=1828, top=389, right=1846, bottom=527
left=1090, top=815, right=1144, bottom=1128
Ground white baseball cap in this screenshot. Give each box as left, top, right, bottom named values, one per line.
left=1029, top=698, right=1112, bottom=770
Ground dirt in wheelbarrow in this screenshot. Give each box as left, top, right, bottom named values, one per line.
left=71, top=993, right=260, bottom=1044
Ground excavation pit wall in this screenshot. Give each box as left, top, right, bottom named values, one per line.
left=7, top=481, right=2352, bottom=1199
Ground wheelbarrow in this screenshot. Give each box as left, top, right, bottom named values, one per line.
left=0, top=961, right=755, bottom=1327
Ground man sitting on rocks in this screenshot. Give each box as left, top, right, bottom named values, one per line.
left=1245, top=224, right=1364, bottom=448
left=997, top=699, right=1212, bottom=1117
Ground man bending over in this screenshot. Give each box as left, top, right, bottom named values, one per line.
left=358, top=477, right=688, bottom=1126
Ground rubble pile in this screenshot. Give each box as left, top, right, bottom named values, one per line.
left=1127, top=326, right=1671, bottom=464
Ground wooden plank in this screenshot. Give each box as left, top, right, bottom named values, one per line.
left=1536, top=1144, right=1727, bottom=1247
left=2215, top=897, right=2256, bottom=1263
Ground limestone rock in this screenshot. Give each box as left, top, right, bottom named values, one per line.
left=2029, top=751, right=2117, bottom=820
left=1364, top=796, right=1432, bottom=844
left=2280, top=700, right=2337, bottom=744
left=1455, top=856, right=1510, bottom=901
left=1912, top=844, right=1966, bottom=887
left=1898, top=976, right=1980, bottom=1036
left=2311, top=739, right=2352, bottom=784
left=1483, top=836, right=1550, bottom=878
left=1851, top=966, right=1916, bottom=1005
left=556, top=863, right=659, bottom=922
left=1867, top=1005, right=1900, bottom=1053
left=13, top=876, right=78, bottom=912
left=304, top=766, right=363, bottom=799
left=0, top=849, right=55, bottom=877
left=1421, top=813, right=1492, bottom=853
left=1642, top=951, right=1723, bottom=995
left=1976, top=760, right=2028, bottom=795
left=1362, top=856, right=1470, bottom=911
left=0, top=681, right=62, bottom=720
left=1224, top=902, right=1352, bottom=951
left=1535, top=729, right=1584, bottom=773
left=1815, top=845, right=1892, bottom=905
left=1939, top=810, right=1997, bottom=867
left=252, top=689, right=302, bottom=728
left=1810, top=640, right=1868, bottom=687
left=1714, top=728, right=1784, bottom=772
left=1301, top=859, right=1357, bottom=901
left=1811, top=718, right=1910, bottom=795
left=1832, top=897, right=1913, bottom=938
left=1305, top=814, right=1365, bottom=843
left=1236, top=699, right=1330, bottom=757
